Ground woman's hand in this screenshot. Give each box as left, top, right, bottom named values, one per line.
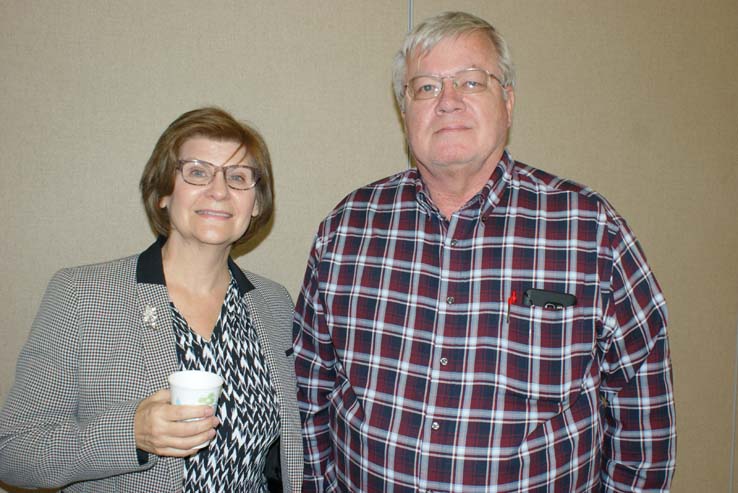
left=134, top=389, right=220, bottom=457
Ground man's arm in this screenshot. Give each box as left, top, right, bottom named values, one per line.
left=598, top=218, right=676, bottom=492
left=293, top=236, right=339, bottom=492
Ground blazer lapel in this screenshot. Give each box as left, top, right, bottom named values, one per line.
left=136, top=283, right=177, bottom=396
left=135, top=240, right=179, bottom=395
left=238, top=274, right=303, bottom=490
left=136, top=277, right=182, bottom=490
left=243, top=288, right=287, bottom=417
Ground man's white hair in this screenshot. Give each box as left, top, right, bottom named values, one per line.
left=392, top=11, right=516, bottom=112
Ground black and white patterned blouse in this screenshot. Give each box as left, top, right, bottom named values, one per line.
left=171, top=274, right=280, bottom=492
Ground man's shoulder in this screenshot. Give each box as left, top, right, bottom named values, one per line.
left=511, top=160, right=624, bottom=224
left=311, top=169, right=413, bottom=242
left=326, top=170, right=412, bottom=216
left=513, top=161, right=593, bottom=195
left=513, top=161, right=613, bottom=206
left=343, top=170, right=411, bottom=202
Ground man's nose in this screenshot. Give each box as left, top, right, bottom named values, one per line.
left=435, top=79, right=465, bottom=113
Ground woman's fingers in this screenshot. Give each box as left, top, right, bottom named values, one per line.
left=134, top=391, right=219, bottom=456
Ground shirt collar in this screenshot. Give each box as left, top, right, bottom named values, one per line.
left=481, top=150, right=515, bottom=219
left=412, top=149, right=515, bottom=218
left=135, top=236, right=254, bottom=294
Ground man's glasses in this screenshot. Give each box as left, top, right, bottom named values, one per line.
left=405, top=68, right=505, bottom=101
left=176, top=160, right=261, bottom=190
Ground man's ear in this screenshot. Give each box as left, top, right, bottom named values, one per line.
left=504, top=87, right=515, bottom=128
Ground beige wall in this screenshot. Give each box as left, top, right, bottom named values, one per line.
left=1, top=1, right=736, bottom=491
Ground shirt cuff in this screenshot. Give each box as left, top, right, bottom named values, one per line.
left=136, top=448, right=149, bottom=466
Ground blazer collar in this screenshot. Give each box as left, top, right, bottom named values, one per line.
left=136, top=236, right=255, bottom=293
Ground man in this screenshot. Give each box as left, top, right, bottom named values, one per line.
left=293, top=11, right=675, bottom=493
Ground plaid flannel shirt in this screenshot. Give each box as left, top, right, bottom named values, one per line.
left=293, top=151, right=675, bottom=492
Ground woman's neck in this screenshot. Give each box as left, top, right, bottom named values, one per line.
left=160, top=238, right=232, bottom=295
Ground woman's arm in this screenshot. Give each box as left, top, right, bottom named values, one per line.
left=0, top=268, right=156, bottom=488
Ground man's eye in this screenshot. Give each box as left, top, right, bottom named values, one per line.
left=419, top=84, right=437, bottom=93
left=462, top=80, right=482, bottom=89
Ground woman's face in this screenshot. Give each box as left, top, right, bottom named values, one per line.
left=159, top=136, right=259, bottom=250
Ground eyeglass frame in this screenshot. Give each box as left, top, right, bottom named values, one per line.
left=404, top=67, right=507, bottom=101
left=176, top=159, right=262, bottom=190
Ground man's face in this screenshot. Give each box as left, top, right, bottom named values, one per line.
left=403, top=32, right=514, bottom=175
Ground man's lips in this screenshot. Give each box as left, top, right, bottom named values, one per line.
left=434, top=124, right=471, bottom=134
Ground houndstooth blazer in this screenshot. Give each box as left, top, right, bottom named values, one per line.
left=0, top=241, right=302, bottom=492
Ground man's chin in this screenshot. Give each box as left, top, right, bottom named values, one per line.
left=428, top=153, right=477, bottom=169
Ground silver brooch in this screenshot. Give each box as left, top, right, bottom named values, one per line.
left=143, top=305, right=158, bottom=329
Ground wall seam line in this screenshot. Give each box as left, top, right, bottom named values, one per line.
left=728, top=314, right=738, bottom=493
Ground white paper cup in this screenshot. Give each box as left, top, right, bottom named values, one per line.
left=168, top=370, right=224, bottom=409
left=168, top=370, right=223, bottom=449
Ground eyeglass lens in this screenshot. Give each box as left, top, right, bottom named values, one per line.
left=180, top=161, right=258, bottom=190
left=409, top=69, right=493, bottom=100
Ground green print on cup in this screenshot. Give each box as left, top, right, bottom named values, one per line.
left=197, top=392, right=216, bottom=406
left=168, top=370, right=224, bottom=414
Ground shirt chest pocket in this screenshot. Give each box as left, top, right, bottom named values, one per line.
left=501, top=304, right=595, bottom=403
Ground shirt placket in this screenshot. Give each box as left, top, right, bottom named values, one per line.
left=416, top=211, right=469, bottom=493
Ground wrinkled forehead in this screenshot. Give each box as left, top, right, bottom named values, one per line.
left=406, top=32, right=499, bottom=77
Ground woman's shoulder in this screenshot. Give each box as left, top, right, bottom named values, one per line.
left=235, top=267, right=294, bottom=307
left=55, top=253, right=137, bottom=279
left=48, top=254, right=140, bottom=294
left=242, top=269, right=285, bottom=291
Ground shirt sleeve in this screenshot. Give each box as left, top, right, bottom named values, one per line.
left=0, top=269, right=154, bottom=489
left=597, top=215, right=676, bottom=492
left=292, top=234, right=338, bottom=492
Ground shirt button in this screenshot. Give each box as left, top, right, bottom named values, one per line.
left=431, top=421, right=440, bottom=430
left=440, top=357, right=448, bottom=366
left=450, top=239, right=457, bottom=247
left=446, top=296, right=454, bottom=304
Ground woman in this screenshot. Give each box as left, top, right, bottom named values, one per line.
left=0, top=107, right=302, bottom=491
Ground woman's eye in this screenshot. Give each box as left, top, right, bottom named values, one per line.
left=228, top=173, right=246, bottom=183
left=188, top=167, right=209, bottom=178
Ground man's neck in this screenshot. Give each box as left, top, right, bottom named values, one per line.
left=417, top=155, right=500, bottom=219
